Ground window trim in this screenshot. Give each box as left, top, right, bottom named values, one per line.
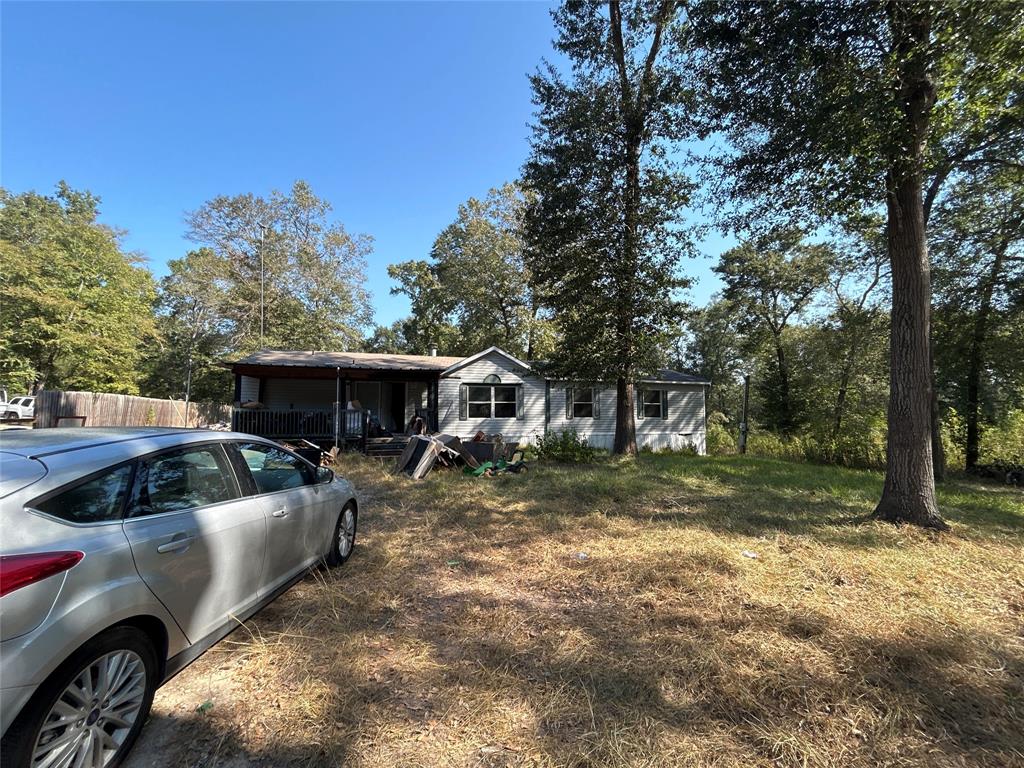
left=572, top=387, right=595, bottom=419
left=26, top=460, right=138, bottom=528
left=124, top=442, right=242, bottom=521
left=640, top=389, right=665, bottom=419
left=466, top=384, right=518, bottom=419
left=231, top=441, right=319, bottom=498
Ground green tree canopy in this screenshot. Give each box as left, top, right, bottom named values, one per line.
left=141, top=248, right=233, bottom=404
left=185, top=180, right=373, bottom=353
left=688, top=0, right=1024, bottom=527
left=524, top=0, right=694, bottom=454
left=715, top=229, right=833, bottom=434
left=0, top=183, right=157, bottom=394
left=387, top=183, right=553, bottom=359
left=932, top=165, right=1024, bottom=467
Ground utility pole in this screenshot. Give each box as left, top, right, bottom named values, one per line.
left=184, top=354, right=193, bottom=427
left=739, top=373, right=750, bottom=454
left=258, top=223, right=267, bottom=349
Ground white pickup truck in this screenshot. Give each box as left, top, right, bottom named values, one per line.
left=1, top=395, right=35, bottom=421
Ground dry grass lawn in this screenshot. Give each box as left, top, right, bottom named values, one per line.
left=129, top=454, right=1023, bottom=768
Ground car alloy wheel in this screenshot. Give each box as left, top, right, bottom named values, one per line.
left=326, top=504, right=357, bottom=567
left=30, top=649, right=147, bottom=768
left=338, top=507, right=355, bottom=558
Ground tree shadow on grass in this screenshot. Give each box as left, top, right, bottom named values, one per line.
left=470, top=454, right=1023, bottom=545
left=131, top=456, right=1023, bottom=767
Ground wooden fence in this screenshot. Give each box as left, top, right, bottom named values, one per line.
left=34, top=390, right=230, bottom=429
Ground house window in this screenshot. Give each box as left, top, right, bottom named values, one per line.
left=642, top=390, right=664, bottom=418
left=483, top=374, right=501, bottom=384
left=573, top=388, right=594, bottom=418
left=468, top=385, right=517, bottom=418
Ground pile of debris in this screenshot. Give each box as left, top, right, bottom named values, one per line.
left=394, top=432, right=526, bottom=479
left=280, top=438, right=335, bottom=466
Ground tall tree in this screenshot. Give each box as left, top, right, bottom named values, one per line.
left=524, top=0, right=694, bottom=455
left=185, top=180, right=373, bottom=353
left=0, top=183, right=157, bottom=394
left=932, top=166, right=1024, bottom=468
left=142, top=248, right=233, bottom=404
left=689, top=0, right=1024, bottom=528
left=715, top=229, right=831, bottom=434
left=388, top=184, right=552, bottom=358
left=826, top=215, right=890, bottom=439
left=678, top=300, right=745, bottom=417
left=363, top=321, right=414, bottom=355
left=384, top=260, right=461, bottom=355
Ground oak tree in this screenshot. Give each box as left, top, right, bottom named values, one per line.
left=689, top=0, right=1024, bottom=527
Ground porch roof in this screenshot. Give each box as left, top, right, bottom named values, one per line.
left=228, top=349, right=463, bottom=374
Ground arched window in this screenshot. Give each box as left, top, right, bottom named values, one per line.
left=483, top=374, right=501, bottom=384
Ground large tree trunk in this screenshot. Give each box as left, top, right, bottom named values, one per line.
left=965, top=242, right=1007, bottom=468
left=874, top=1, right=946, bottom=529
left=526, top=299, right=540, bottom=360
left=874, top=168, right=945, bottom=528
left=614, top=377, right=638, bottom=455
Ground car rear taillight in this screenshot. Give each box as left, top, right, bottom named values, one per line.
left=0, top=551, right=84, bottom=598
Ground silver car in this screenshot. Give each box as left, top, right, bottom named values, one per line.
left=0, top=428, right=359, bottom=768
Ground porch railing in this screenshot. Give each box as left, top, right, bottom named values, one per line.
left=231, top=408, right=367, bottom=442
left=231, top=406, right=439, bottom=450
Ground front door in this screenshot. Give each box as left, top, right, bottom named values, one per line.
left=122, top=443, right=267, bottom=644
left=389, top=382, right=407, bottom=431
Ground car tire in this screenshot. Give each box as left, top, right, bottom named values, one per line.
left=0, top=626, right=159, bottom=768
left=325, top=503, right=357, bottom=567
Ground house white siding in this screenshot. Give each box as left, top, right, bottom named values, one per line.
left=233, top=346, right=706, bottom=453
left=547, top=383, right=707, bottom=453
left=437, top=351, right=548, bottom=442
left=437, top=350, right=707, bottom=453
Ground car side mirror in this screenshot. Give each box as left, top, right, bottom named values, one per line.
left=316, top=466, right=334, bottom=484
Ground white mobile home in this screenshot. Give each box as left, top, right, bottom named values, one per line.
left=228, top=346, right=709, bottom=453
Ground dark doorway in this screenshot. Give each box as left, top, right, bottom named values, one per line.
left=390, top=382, right=406, bottom=431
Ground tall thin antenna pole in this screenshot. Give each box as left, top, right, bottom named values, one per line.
left=258, top=223, right=267, bottom=348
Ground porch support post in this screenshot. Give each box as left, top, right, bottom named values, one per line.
left=428, top=378, right=439, bottom=432
left=334, top=367, right=341, bottom=450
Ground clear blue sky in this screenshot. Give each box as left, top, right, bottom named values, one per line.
left=2, top=1, right=726, bottom=327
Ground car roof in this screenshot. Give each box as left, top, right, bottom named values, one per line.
left=0, top=427, right=238, bottom=458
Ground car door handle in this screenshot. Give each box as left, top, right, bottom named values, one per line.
left=156, top=535, right=195, bottom=554
left=271, top=508, right=288, bottom=518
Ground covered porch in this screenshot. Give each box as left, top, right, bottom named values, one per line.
left=228, top=351, right=449, bottom=451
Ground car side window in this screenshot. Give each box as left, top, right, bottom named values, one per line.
left=33, top=464, right=134, bottom=524
left=236, top=442, right=314, bottom=494
left=127, top=444, right=238, bottom=518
